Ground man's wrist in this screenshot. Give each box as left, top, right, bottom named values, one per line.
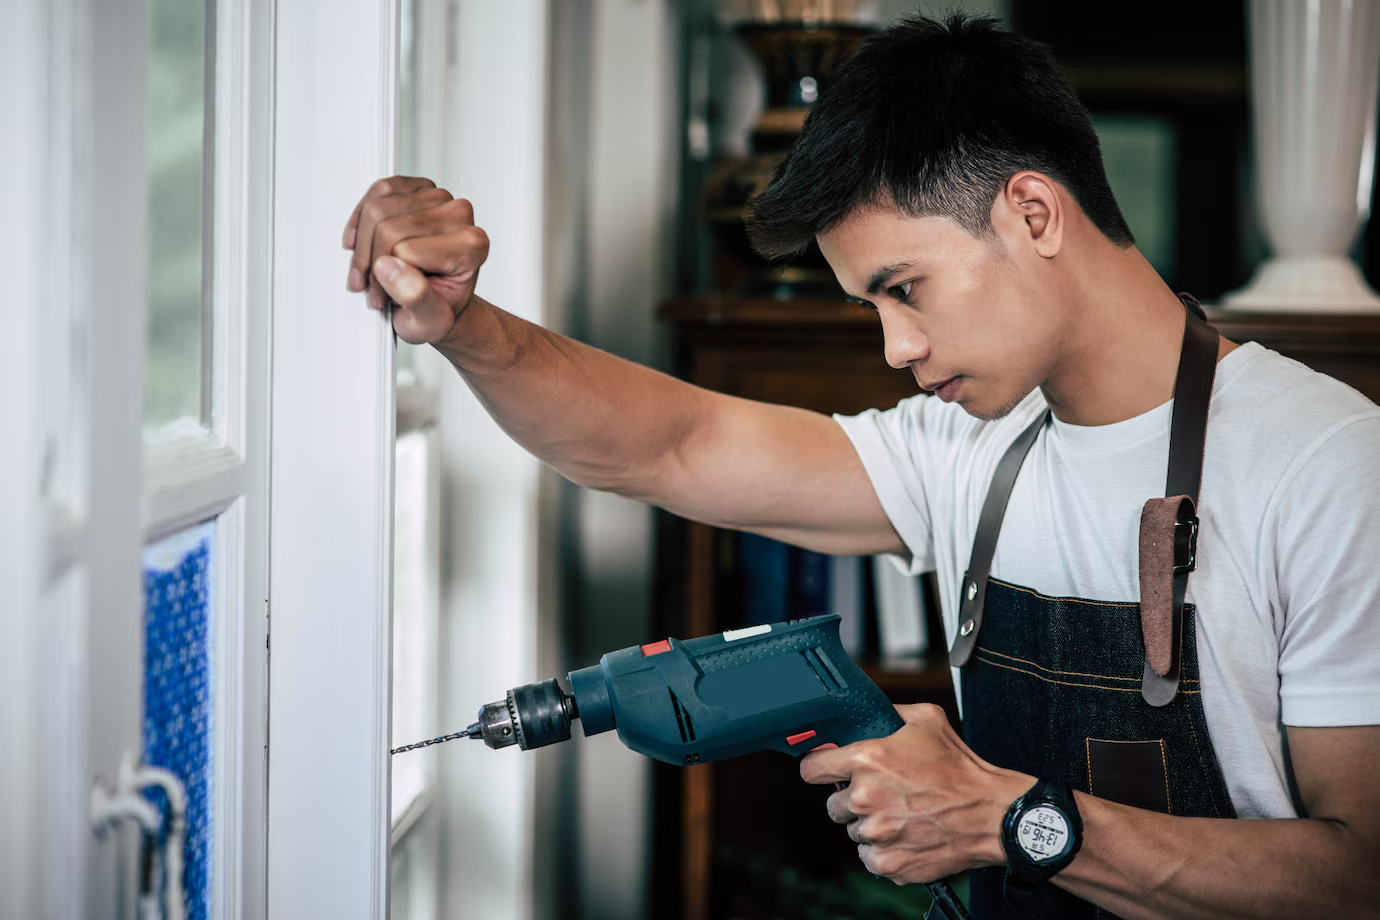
left=433, top=295, right=500, bottom=368
left=976, top=768, right=1038, bottom=867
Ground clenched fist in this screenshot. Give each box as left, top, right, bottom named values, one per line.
left=342, top=176, right=490, bottom=345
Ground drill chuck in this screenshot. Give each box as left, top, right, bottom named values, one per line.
left=471, top=678, right=580, bottom=751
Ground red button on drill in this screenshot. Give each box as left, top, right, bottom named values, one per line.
left=786, top=730, right=817, bottom=746
left=640, top=639, right=673, bottom=656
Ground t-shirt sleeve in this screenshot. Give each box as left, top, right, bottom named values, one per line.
left=1272, top=412, right=1380, bottom=728
left=833, top=395, right=937, bottom=574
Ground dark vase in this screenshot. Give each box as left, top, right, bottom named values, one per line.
left=703, top=22, right=875, bottom=296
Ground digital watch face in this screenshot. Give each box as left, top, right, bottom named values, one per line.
left=1016, top=805, right=1071, bottom=863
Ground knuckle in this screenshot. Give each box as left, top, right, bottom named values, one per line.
left=375, top=215, right=406, bottom=250
left=465, top=225, right=490, bottom=253
left=919, top=702, right=945, bottom=721
left=448, top=197, right=475, bottom=221
left=870, top=817, right=900, bottom=845
left=873, top=852, right=901, bottom=877
left=852, top=741, right=880, bottom=769
left=371, top=177, right=397, bottom=197
left=423, top=186, right=454, bottom=205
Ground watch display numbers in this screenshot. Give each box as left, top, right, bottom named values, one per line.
left=1017, top=805, right=1070, bottom=861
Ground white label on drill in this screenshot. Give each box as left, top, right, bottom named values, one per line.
left=722, top=624, right=772, bottom=642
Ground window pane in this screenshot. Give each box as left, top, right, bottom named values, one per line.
left=143, top=522, right=216, bottom=920
left=145, top=0, right=211, bottom=442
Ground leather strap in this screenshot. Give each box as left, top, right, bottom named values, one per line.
left=1141, top=306, right=1219, bottom=705
left=949, top=296, right=1220, bottom=706
left=948, top=409, right=1049, bottom=667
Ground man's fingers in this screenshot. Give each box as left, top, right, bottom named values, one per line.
left=373, top=256, right=461, bottom=346
left=354, top=187, right=454, bottom=297
left=393, top=227, right=489, bottom=279
left=897, top=702, right=941, bottom=722
left=826, top=786, right=857, bottom=825
left=342, top=201, right=362, bottom=250
left=342, top=175, right=436, bottom=247
left=801, top=743, right=861, bottom=786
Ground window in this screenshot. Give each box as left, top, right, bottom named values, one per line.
left=139, top=0, right=271, bottom=915
left=145, top=0, right=213, bottom=443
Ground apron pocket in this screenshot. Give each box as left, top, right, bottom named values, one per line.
left=1086, top=738, right=1172, bottom=814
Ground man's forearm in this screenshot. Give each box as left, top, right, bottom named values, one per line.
left=433, top=295, right=706, bottom=496
left=1053, top=793, right=1380, bottom=919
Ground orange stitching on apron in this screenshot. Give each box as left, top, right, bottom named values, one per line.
left=974, top=652, right=1201, bottom=695
left=1160, top=738, right=1173, bottom=814
left=1085, top=737, right=1094, bottom=794
left=978, top=646, right=1198, bottom=686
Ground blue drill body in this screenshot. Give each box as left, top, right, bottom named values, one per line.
left=568, top=614, right=904, bottom=763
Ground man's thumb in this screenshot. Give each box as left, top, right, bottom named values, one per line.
left=373, top=255, right=428, bottom=307
left=373, top=255, right=457, bottom=345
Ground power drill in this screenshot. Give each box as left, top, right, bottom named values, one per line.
left=393, top=613, right=971, bottom=920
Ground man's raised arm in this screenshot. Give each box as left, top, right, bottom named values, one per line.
left=342, top=176, right=904, bottom=557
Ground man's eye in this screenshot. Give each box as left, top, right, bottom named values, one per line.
left=889, top=281, right=913, bottom=302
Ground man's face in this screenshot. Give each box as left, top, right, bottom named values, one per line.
left=817, top=204, right=1066, bottom=421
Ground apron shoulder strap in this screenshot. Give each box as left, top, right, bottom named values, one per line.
left=948, top=297, right=1221, bottom=709
left=1140, top=305, right=1219, bottom=705
left=948, top=409, right=1049, bottom=668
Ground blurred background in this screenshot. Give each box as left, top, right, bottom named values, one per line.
left=383, top=3, right=1380, bottom=920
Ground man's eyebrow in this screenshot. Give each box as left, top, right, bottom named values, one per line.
left=865, top=261, right=917, bottom=296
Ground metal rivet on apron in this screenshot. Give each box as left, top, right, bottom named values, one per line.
left=966, top=581, right=978, bottom=601
left=960, top=619, right=975, bottom=636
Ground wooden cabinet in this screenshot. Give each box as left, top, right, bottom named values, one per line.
left=652, top=296, right=1380, bottom=920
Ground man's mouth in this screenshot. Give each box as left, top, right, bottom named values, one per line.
left=919, top=375, right=957, bottom=393
left=919, top=375, right=962, bottom=402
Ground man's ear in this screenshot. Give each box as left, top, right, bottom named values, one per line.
left=1000, top=171, right=1063, bottom=259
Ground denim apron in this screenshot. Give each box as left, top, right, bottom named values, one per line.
left=947, top=299, right=1236, bottom=919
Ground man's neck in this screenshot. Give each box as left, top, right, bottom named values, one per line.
left=1038, top=244, right=1233, bottom=427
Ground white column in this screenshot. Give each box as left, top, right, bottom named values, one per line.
left=1224, top=0, right=1380, bottom=312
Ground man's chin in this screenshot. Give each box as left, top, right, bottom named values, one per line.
left=958, top=392, right=1027, bottom=422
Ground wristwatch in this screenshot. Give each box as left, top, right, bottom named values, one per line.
left=1000, top=778, right=1083, bottom=903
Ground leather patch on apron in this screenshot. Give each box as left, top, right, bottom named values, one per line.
left=1138, top=495, right=1193, bottom=677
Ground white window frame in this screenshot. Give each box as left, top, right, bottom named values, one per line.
left=266, top=1, right=399, bottom=919
left=4, top=1, right=398, bottom=917
left=139, top=2, right=276, bottom=917
left=1, top=1, right=59, bottom=915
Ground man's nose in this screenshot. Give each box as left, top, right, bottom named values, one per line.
left=880, top=310, right=930, bottom=370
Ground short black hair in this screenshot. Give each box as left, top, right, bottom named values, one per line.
left=745, top=14, right=1133, bottom=260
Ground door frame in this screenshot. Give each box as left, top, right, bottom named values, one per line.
left=266, top=0, right=399, bottom=917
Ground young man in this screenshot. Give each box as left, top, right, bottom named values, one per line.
left=343, top=15, right=1380, bottom=919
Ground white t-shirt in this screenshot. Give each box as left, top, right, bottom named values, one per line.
left=835, top=342, right=1380, bottom=820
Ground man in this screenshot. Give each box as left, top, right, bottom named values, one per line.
left=343, top=15, right=1380, bottom=919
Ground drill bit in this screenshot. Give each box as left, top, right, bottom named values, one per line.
left=391, top=721, right=482, bottom=755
